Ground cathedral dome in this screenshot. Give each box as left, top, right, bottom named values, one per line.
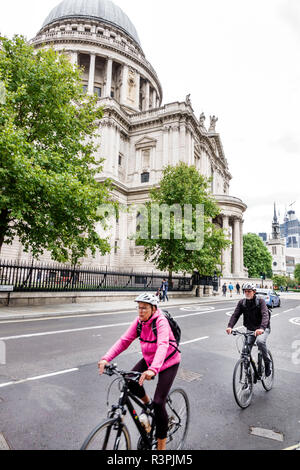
left=41, top=0, right=141, bottom=45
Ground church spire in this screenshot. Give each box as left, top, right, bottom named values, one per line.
left=272, top=202, right=280, bottom=239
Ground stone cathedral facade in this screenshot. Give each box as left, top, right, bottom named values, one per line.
left=2, top=0, right=248, bottom=279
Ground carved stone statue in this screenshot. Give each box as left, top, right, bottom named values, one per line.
left=208, top=115, right=218, bottom=132
left=199, top=112, right=206, bottom=130
left=185, top=94, right=191, bottom=105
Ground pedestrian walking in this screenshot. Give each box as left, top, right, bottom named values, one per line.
left=228, top=282, right=234, bottom=297
left=222, top=283, right=227, bottom=296
left=161, top=279, right=169, bottom=302
left=236, top=282, right=241, bottom=295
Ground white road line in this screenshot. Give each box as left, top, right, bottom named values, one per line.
left=0, top=307, right=230, bottom=341
left=0, top=321, right=132, bottom=341
left=0, top=368, right=79, bottom=388
left=180, top=336, right=209, bottom=345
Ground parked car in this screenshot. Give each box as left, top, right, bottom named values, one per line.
left=255, top=288, right=281, bottom=308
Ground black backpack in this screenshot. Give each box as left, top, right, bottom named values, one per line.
left=136, top=310, right=181, bottom=362
left=242, top=297, right=272, bottom=324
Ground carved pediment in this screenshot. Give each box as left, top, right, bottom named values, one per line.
left=135, top=136, right=157, bottom=150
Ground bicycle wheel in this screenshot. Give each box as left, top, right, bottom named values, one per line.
left=261, top=350, right=274, bottom=391
left=166, top=388, right=190, bottom=450
left=233, top=359, right=254, bottom=409
left=80, top=418, right=131, bottom=450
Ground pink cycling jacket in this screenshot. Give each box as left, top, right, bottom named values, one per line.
left=101, top=308, right=181, bottom=375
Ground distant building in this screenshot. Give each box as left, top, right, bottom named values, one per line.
left=258, top=232, right=267, bottom=242
left=280, top=210, right=300, bottom=248
left=266, top=203, right=286, bottom=276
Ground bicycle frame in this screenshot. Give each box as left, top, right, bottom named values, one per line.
left=240, top=335, right=262, bottom=382
left=108, top=378, right=156, bottom=449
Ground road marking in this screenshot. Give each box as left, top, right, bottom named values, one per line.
left=174, top=307, right=234, bottom=320
left=0, top=368, right=79, bottom=388
left=0, top=433, right=10, bottom=450
left=250, top=427, right=284, bottom=442
left=179, top=306, right=215, bottom=312
left=283, top=309, right=296, bottom=313
left=0, top=307, right=230, bottom=341
left=0, top=301, right=238, bottom=324
left=283, top=442, right=300, bottom=450
left=180, top=336, right=209, bottom=345
left=0, top=321, right=132, bottom=341
left=289, top=318, right=300, bottom=326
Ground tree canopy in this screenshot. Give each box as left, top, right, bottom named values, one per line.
left=0, top=35, right=112, bottom=264
left=243, top=233, right=273, bottom=278
left=134, top=162, right=231, bottom=280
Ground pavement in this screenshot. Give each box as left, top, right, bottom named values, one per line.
left=0, top=291, right=299, bottom=321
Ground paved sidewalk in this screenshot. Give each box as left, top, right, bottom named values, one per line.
left=0, top=293, right=242, bottom=321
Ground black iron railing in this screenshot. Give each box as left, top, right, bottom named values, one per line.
left=0, top=260, right=193, bottom=293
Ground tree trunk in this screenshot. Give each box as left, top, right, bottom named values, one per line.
left=168, top=270, right=173, bottom=290
left=0, top=209, right=9, bottom=253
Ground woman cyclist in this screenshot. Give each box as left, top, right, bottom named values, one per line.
left=98, top=292, right=181, bottom=451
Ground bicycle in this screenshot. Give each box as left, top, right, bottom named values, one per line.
left=231, top=330, right=274, bottom=409
left=80, top=363, right=190, bottom=450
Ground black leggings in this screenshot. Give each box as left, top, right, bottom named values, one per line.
left=128, top=359, right=179, bottom=439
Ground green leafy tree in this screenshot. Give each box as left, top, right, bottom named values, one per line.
left=243, top=233, right=272, bottom=278
left=272, top=275, right=287, bottom=289
left=134, top=162, right=231, bottom=283
left=294, top=264, right=300, bottom=284
left=0, top=35, right=113, bottom=264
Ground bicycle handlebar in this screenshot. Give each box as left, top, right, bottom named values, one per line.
left=104, top=364, right=155, bottom=381
left=231, top=330, right=256, bottom=337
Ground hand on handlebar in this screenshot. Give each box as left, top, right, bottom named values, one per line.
left=139, top=370, right=156, bottom=387
left=226, top=328, right=233, bottom=335
left=255, top=329, right=264, bottom=337
left=98, top=359, right=109, bottom=375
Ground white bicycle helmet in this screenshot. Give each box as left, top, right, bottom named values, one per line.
left=243, top=282, right=257, bottom=291
left=134, top=292, right=159, bottom=307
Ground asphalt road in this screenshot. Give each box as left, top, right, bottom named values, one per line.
left=0, top=298, right=299, bottom=450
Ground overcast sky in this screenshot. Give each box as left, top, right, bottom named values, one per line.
left=1, top=0, right=299, bottom=236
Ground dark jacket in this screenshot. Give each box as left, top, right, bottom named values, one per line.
left=228, top=295, right=270, bottom=331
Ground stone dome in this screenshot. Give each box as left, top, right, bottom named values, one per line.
left=41, top=0, right=141, bottom=45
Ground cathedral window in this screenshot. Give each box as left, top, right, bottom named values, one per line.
left=141, top=172, right=150, bottom=183
left=94, top=87, right=101, bottom=97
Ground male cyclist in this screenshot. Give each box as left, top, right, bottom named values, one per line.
left=226, top=282, right=272, bottom=376
left=98, top=293, right=181, bottom=450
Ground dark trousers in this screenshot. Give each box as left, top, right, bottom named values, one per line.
left=247, top=328, right=271, bottom=365
left=127, top=358, right=179, bottom=439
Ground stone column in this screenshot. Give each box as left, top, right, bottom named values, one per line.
left=163, top=126, right=169, bottom=167
left=152, top=89, right=157, bottom=108
left=240, top=218, right=245, bottom=275
left=233, top=217, right=241, bottom=276
left=120, top=64, right=128, bottom=104
left=179, top=121, right=186, bottom=162
left=88, top=53, right=96, bottom=95
left=105, top=58, right=113, bottom=97
left=145, top=81, right=150, bottom=110
left=135, top=71, right=140, bottom=109
left=70, top=51, right=78, bottom=66
left=222, top=215, right=231, bottom=276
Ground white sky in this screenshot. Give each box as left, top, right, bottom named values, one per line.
left=1, top=0, right=300, bottom=236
